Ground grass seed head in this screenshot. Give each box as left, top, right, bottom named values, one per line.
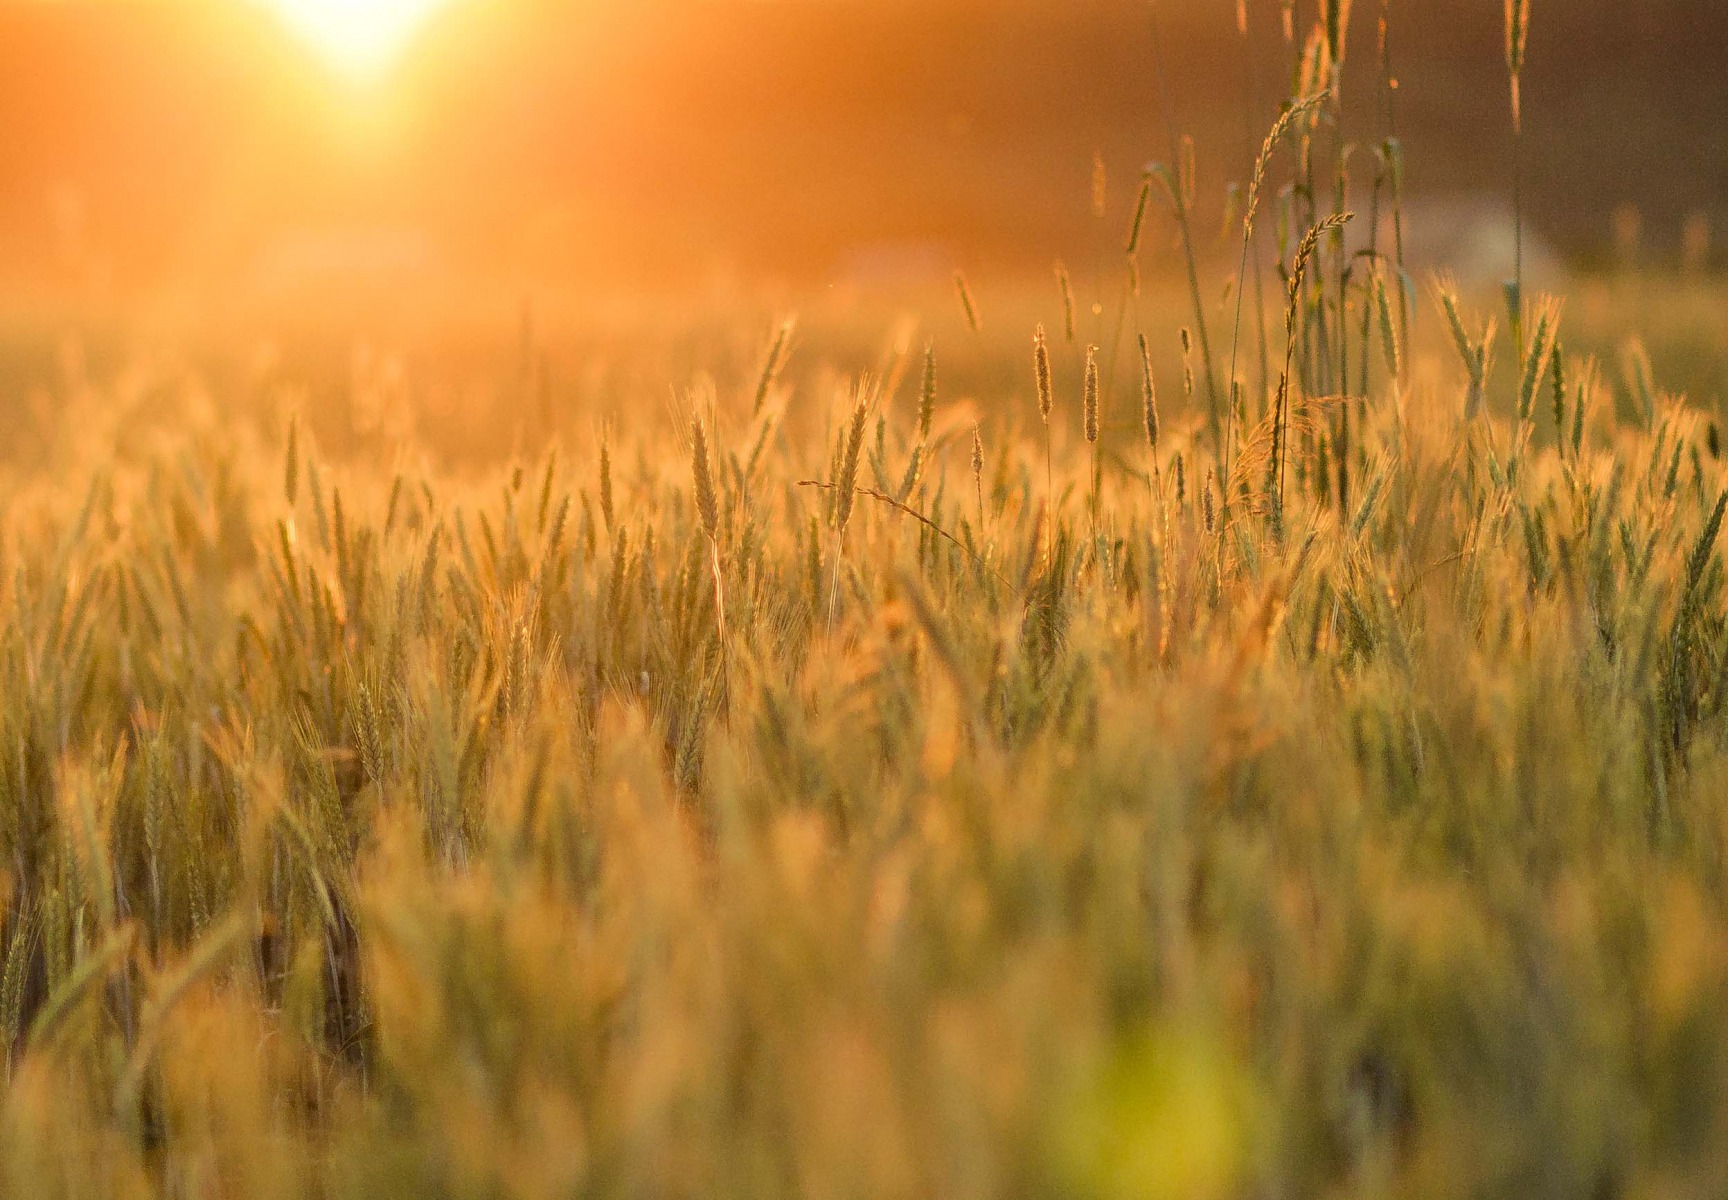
left=1084, top=345, right=1101, bottom=445
left=1035, top=325, right=1054, bottom=423
left=1248, top=93, right=1329, bottom=234
left=1139, top=334, right=1160, bottom=451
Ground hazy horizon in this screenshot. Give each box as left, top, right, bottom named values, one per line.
left=0, top=0, right=1720, bottom=317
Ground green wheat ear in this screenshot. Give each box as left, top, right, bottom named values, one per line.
left=835, top=391, right=869, bottom=537
left=918, top=342, right=937, bottom=443
left=599, top=434, right=615, bottom=535
left=691, top=415, right=718, bottom=541
left=1550, top=342, right=1568, bottom=434
left=752, top=317, right=795, bottom=417
left=1516, top=299, right=1561, bottom=424
left=1374, top=269, right=1402, bottom=382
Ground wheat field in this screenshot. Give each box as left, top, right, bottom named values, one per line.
left=3, top=3, right=1728, bottom=1198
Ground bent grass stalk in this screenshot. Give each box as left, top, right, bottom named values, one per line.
left=1224, top=91, right=1329, bottom=506
left=1276, top=212, right=1355, bottom=514
left=1506, top=0, right=1531, bottom=357
left=1149, top=0, right=1223, bottom=450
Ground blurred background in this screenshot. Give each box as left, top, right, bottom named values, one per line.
left=0, top=0, right=1723, bottom=458
left=0, top=0, right=1721, bottom=308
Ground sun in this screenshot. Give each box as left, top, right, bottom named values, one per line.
left=261, top=0, right=452, bottom=79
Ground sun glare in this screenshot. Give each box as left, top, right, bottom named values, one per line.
left=261, top=0, right=451, bottom=79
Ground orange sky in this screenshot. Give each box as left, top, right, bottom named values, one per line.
left=0, top=0, right=1720, bottom=311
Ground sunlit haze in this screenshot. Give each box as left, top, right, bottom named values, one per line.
left=0, top=0, right=1715, bottom=307
left=259, top=0, right=453, bottom=77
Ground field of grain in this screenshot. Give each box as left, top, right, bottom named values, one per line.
left=3, top=3, right=1728, bottom=1198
